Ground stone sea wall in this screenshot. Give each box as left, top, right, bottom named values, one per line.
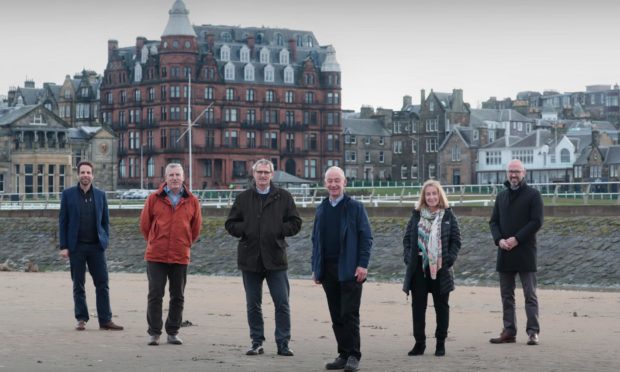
left=1, top=213, right=619, bottom=290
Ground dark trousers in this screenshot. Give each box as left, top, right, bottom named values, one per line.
left=321, top=262, right=363, bottom=360
left=69, top=243, right=112, bottom=325
left=146, top=261, right=187, bottom=336
left=499, top=271, right=539, bottom=336
left=411, top=260, right=450, bottom=343
left=242, top=269, right=291, bottom=346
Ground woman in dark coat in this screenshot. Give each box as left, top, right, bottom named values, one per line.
left=402, top=180, right=461, bottom=357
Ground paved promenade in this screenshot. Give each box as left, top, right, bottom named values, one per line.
left=1, top=272, right=619, bottom=372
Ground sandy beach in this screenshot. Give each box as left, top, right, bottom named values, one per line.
left=0, top=272, right=618, bottom=372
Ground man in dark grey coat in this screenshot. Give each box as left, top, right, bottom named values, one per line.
left=225, top=159, right=302, bottom=357
left=489, top=159, right=543, bottom=346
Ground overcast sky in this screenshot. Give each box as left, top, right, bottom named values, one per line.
left=1, top=0, right=619, bottom=111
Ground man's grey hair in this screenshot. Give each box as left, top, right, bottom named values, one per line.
left=165, top=163, right=184, bottom=175
left=324, top=166, right=345, bottom=180
left=252, top=159, right=274, bottom=173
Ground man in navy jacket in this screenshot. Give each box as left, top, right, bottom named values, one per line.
left=311, top=166, right=373, bottom=372
left=59, top=161, right=123, bottom=331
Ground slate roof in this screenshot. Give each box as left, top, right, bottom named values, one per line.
left=162, top=0, right=196, bottom=37
left=511, top=129, right=553, bottom=148
left=343, top=118, right=390, bottom=137
left=482, top=136, right=523, bottom=149
left=439, top=126, right=475, bottom=151
left=470, top=109, right=532, bottom=124
left=271, top=170, right=310, bottom=184
left=0, top=105, right=38, bottom=126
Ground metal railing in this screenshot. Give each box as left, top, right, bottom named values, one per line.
left=1, top=181, right=619, bottom=211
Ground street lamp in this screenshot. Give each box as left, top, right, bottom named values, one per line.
left=140, top=143, right=146, bottom=190
left=178, top=101, right=213, bottom=192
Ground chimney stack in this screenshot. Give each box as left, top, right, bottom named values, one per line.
left=206, top=32, right=215, bottom=49
left=108, top=39, right=118, bottom=61
left=420, top=89, right=426, bottom=106
left=403, top=95, right=412, bottom=109
left=288, top=38, right=297, bottom=61
left=247, top=34, right=255, bottom=50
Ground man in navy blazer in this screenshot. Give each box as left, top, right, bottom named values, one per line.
left=59, top=161, right=123, bottom=331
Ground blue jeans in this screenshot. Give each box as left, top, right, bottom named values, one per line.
left=69, top=243, right=112, bottom=325
left=242, top=270, right=291, bottom=346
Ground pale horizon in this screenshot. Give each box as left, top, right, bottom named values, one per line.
left=1, top=0, right=619, bottom=112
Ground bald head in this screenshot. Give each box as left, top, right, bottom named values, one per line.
left=507, top=159, right=525, bottom=188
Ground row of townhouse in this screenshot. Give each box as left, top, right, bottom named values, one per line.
left=482, top=85, right=620, bottom=126
left=343, top=89, right=620, bottom=186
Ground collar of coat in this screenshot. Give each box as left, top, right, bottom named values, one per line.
left=156, top=182, right=192, bottom=199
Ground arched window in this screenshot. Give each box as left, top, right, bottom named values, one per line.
left=283, top=65, right=294, bottom=84
left=305, top=35, right=313, bottom=47
left=220, top=45, right=231, bottom=61
left=279, top=49, right=289, bottom=65
left=275, top=33, right=284, bottom=46
left=256, top=33, right=264, bottom=44
left=224, top=62, right=235, bottom=80
left=119, top=159, right=126, bottom=178
left=259, top=47, right=270, bottom=64
left=240, top=45, right=250, bottom=63
left=264, top=64, right=274, bottom=82
left=296, top=34, right=303, bottom=47
left=244, top=64, right=255, bottom=81
left=560, top=148, right=570, bottom=163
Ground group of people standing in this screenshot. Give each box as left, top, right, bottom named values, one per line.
left=58, top=158, right=543, bottom=371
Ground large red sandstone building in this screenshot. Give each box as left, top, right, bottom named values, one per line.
left=100, top=0, right=342, bottom=189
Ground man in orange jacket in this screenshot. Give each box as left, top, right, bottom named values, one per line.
left=140, top=163, right=202, bottom=346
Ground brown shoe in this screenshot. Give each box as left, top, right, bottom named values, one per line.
left=99, top=321, right=124, bottom=331
left=527, top=333, right=539, bottom=345
left=75, top=320, right=86, bottom=331
left=489, top=331, right=516, bottom=344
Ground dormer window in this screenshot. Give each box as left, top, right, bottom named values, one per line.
left=220, top=45, right=231, bottom=61
left=259, top=48, right=270, bottom=64
left=224, top=62, right=235, bottom=80
left=221, top=32, right=232, bottom=42
left=284, top=65, right=294, bottom=84
left=279, top=49, right=289, bottom=65
left=296, top=34, right=303, bottom=47
left=256, top=33, right=264, bottom=44
left=305, top=35, right=314, bottom=47
left=244, top=64, right=255, bottom=81
left=275, top=33, right=284, bottom=46
left=264, top=64, right=275, bottom=83
left=240, top=46, right=250, bottom=63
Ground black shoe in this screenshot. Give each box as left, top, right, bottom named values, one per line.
left=277, top=344, right=294, bottom=356
left=325, top=355, right=347, bottom=370
left=343, top=356, right=359, bottom=372
left=246, top=343, right=264, bottom=355
left=435, top=340, right=445, bottom=356
left=408, top=342, right=426, bottom=356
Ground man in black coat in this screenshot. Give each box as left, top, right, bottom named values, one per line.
left=225, top=159, right=302, bottom=357
left=489, top=159, right=543, bottom=346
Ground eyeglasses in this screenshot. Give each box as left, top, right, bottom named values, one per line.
left=254, top=171, right=272, bottom=175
